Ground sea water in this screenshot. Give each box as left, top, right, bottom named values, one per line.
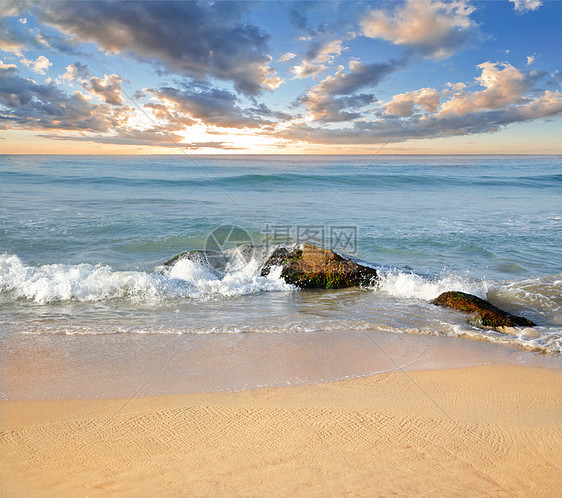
left=1, top=155, right=561, bottom=399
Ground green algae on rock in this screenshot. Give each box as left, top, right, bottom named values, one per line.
left=431, top=291, right=536, bottom=329
left=260, top=243, right=378, bottom=289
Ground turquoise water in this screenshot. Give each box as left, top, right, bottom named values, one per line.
left=1, top=155, right=561, bottom=398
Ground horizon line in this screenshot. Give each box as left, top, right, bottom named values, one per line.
left=1, top=152, right=561, bottom=157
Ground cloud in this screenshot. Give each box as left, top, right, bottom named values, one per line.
left=292, top=38, right=344, bottom=79
left=281, top=61, right=562, bottom=146
left=385, top=88, right=441, bottom=116
left=0, top=12, right=82, bottom=56
left=279, top=52, right=297, bottom=62
left=299, top=58, right=403, bottom=122
left=148, top=85, right=289, bottom=129
left=21, top=55, right=51, bottom=74
left=292, top=60, right=327, bottom=79
left=286, top=1, right=321, bottom=37
left=60, top=64, right=124, bottom=106
left=4, top=1, right=281, bottom=95
left=281, top=89, right=562, bottom=145
left=87, top=74, right=124, bottom=106
left=509, top=0, right=542, bottom=13
left=0, top=16, right=33, bottom=55
left=305, top=39, right=344, bottom=64
left=318, top=59, right=403, bottom=96
left=0, top=62, right=128, bottom=132
left=38, top=131, right=242, bottom=150
left=438, top=62, right=531, bottom=115
left=526, top=55, right=535, bottom=65
left=361, top=0, right=476, bottom=59
left=547, top=70, right=562, bottom=89
left=0, top=60, right=17, bottom=70
left=62, top=62, right=90, bottom=81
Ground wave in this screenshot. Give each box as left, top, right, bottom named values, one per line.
left=374, top=268, right=489, bottom=301
left=374, top=267, right=561, bottom=321
left=0, top=252, right=293, bottom=304
left=2, top=252, right=560, bottom=317
left=6, top=170, right=560, bottom=190
left=2, top=251, right=561, bottom=353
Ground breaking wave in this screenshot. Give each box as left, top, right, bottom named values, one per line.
left=0, top=251, right=293, bottom=304
left=1, top=250, right=560, bottom=354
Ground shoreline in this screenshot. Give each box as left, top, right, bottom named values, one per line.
left=3, top=327, right=560, bottom=402
left=2, top=364, right=561, bottom=496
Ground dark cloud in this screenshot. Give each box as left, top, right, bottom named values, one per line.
left=5, top=1, right=279, bottom=95
left=0, top=13, right=83, bottom=56
left=37, top=129, right=184, bottom=147
left=286, top=1, right=322, bottom=36
left=0, top=17, right=34, bottom=54
left=300, top=59, right=403, bottom=122
left=0, top=63, right=126, bottom=131
left=304, top=93, right=376, bottom=122
left=245, top=102, right=292, bottom=121
left=38, top=132, right=242, bottom=150
left=62, top=62, right=90, bottom=82
left=322, top=60, right=404, bottom=96
left=87, top=74, right=124, bottom=106
left=282, top=91, right=562, bottom=144
left=149, top=85, right=290, bottom=129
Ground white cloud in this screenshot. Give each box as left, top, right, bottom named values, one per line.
left=292, top=60, right=326, bottom=79
left=447, top=82, right=467, bottom=91
left=361, top=0, right=476, bottom=59
left=33, top=55, right=51, bottom=74
left=279, top=52, right=297, bottom=62
left=62, top=62, right=90, bottom=81
left=21, top=55, right=52, bottom=74
left=526, top=55, right=535, bottom=65
left=520, top=90, right=562, bottom=117
left=313, top=39, right=343, bottom=64
left=0, top=60, right=17, bottom=70
left=509, top=0, right=542, bottom=13
left=291, top=39, right=344, bottom=80
left=385, top=88, right=441, bottom=116
left=439, top=62, right=528, bottom=115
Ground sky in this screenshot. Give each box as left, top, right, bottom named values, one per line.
left=0, top=0, right=561, bottom=154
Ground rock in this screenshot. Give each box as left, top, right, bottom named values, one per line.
left=260, top=243, right=378, bottom=289
left=431, top=291, right=536, bottom=329
left=160, top=250, right=204, bottom=267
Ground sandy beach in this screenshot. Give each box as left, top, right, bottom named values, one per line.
left=1, top=364, right=560, bottom=496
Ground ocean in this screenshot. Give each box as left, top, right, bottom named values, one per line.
left=1, top=154, right=561, bottom=399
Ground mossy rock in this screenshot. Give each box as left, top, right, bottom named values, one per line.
left=260, top=243, right=378, bottom=289
left=431, top=291, right=536, bottom=329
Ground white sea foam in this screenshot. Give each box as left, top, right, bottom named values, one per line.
left=0, top=254, right=293, bottom=304
left=373, top=268, right=489, bottom=301
left=2, top=253, right=560, bottom=355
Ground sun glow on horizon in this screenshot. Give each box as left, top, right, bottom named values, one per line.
left=0, top=1, right=561, bottom=155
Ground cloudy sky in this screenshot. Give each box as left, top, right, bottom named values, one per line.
left=0, top=0, right=561, bottom=154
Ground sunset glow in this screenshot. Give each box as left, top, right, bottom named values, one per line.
left=0, top=0, right=561, bottom=154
